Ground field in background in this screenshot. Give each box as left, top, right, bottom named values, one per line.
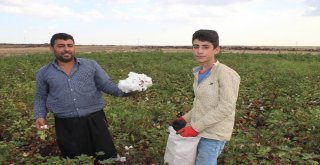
left=0, top=50, right=319, bottom=164
left=0, top=44, right=319, bottom=57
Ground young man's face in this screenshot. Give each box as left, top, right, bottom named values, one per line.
left=50, top=39, right=75, bottom=63
left=192, top=39, right=220, bottom=65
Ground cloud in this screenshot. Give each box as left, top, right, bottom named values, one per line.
left=304, top=0, right=320, bottom=16
left=102, top=0, right=245, bottom=23
left=0, top=0, right=105, bottom=21
left=0, top=0, right=254, bottom=23
left=154, top=0, right=253, bottom=6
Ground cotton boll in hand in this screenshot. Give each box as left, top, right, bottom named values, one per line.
left=40, top=125, right=48, bottom=129
left=118, top=72, right=152, bottom=93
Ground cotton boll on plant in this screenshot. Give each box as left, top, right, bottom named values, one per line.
left=118, top=72, right=152, bottom=93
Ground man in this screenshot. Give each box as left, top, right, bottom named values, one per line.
left=175, top=29, right=240, bottom=165
left=33, top=33, right=129, bottom=161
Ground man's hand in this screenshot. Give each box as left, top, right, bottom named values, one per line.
left=35, top=118, right=46, bottom=130
left=177, top=126, right=198, bottom=137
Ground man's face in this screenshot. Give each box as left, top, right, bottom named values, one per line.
left=50, top=39, right=75, bottom=63
left=192, top=39, right=219, bottom=64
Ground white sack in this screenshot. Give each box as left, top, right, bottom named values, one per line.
left=164, top=126, right=200, bottom=165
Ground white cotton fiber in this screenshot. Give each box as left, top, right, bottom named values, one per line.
left=118, top=72, right=152, bottom=93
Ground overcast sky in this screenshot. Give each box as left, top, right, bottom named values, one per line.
left=0, top=0, right=319, bottom=46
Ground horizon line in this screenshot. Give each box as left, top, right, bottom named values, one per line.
left=0, top=43, right=319, bottom=48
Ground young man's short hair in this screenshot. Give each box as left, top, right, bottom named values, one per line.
left=192, top=30, right=219, bottom=48
left=50, top=33, right=74, bottom=47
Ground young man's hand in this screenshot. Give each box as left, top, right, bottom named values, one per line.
left=35, top=118, right=46, bottom=130
left=177, top=126, right=198, bottom=137
left=177, top=117, right=186, bottom=123
left=170, top=117, right=187, bottom=131
left=170, top=116, right=186, bottom=125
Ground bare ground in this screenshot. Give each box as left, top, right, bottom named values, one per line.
left=0, top=44, right=319, bottom=57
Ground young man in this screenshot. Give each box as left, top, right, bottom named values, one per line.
left=33, top=33, right=129, bottom=161
left=176, top=29, right=240, bottom=165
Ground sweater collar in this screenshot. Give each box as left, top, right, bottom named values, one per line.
left=192, top=60, right=220, bottom=74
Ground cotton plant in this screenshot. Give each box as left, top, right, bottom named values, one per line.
left=118, top=72, right=152, bottom=93
left=115, top=146, right=134, bottom=163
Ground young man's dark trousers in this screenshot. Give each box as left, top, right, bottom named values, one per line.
left=54, top=110, right=117, bottom=161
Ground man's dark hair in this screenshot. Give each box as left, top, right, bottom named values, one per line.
left=50, top=33, right=74, bottom=47
left=192, top=29, right=219, bottom=48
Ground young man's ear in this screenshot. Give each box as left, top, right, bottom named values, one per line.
left=214, top=46, right=221, bottom=54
